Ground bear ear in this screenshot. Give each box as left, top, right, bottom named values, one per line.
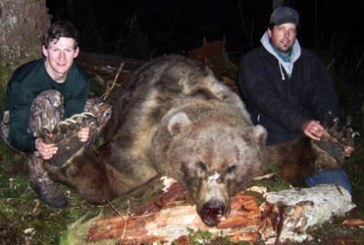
left=167, top=112, right=192, bottom=136
left=242, top=125, right=267, bottom=149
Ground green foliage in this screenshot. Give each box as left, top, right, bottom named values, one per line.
left=180, top=229, right=251, bottom=245
left=60, top=211, right=106, bottom=245
left=306, top=220, right=364, bottom=244
left=253, top=164, right=291, bottom=193
left=185, top=228, right=218, bottom=244
left=0, top=137, right=97, bottom=244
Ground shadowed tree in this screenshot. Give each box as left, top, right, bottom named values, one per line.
left=0, top=0, right=49, bottom=108
left=0, top=0, right=49, bottom=70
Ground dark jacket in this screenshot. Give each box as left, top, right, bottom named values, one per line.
left=5, top=58, right=90, bottom=152
left=237, top=46, right=342, bottom=145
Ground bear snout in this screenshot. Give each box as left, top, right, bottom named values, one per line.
left=199, top=199, right=226, bottom=227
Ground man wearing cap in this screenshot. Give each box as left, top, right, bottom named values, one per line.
left=237, top=7, right=352, bottom=192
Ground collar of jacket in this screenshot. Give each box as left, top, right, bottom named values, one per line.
left=260, top=31, right=301, bottom=79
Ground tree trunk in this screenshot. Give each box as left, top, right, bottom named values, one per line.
left=0, top=0, right=49, bottom=70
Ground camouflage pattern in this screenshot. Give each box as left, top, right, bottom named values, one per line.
left=28, top=90, right=65, bottom=139
left=33, top=90, right=112, bottom=167
left=0, top=89, right=111, bottom=208
left=27, top=151, right=68, bottom=208
left=0, top=89, right=111, bottom=167
left=0, top=110, right=10, bottom=149
left=83, top=97, right=112, bottom=145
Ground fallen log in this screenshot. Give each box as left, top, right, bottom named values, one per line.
left=61, top=177, right=355, bottom=244
left=85, top=178, right=262, bottom=244
left=260, top=184, right=356, bottom=244
left=77, top=51, right=145, bottom=82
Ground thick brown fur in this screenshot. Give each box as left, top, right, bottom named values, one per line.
left=46, top=55, right=267, bottom=226
left=266, top=120, right=356, bottom=186
left=266, top=136, right=317, bottom=186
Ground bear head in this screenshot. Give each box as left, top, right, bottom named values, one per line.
left=151, top=101, right=267, bottom=226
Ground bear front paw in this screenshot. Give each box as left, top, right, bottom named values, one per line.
left=314, top=119, right=358, bottom=169
left=42, top=112, right=96, bottom=167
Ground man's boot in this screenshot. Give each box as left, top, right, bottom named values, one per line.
left=27, top=152, right=68, bottom=208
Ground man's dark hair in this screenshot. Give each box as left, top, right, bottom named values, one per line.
left=267, top=23, right=299, bottom=34
left=42, top=20, right=79, bottom=49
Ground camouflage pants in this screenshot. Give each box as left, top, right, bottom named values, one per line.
left=0, top=89, right=111, bottom=153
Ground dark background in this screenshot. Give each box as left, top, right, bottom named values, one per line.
left=45, top=0, right=364, bottom=58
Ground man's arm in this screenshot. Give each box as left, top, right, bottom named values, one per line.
left=7, top=82, right=37, bottom=152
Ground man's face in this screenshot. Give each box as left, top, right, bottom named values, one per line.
left=42, top=37, right=79, bottom=83
left=268, top=23, right=297, bottom=54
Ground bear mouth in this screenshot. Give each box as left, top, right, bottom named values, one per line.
left=199, top=200, right=225, bottom=227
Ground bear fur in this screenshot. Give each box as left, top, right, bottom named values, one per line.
left=266, top=119, right=356, bottom=186
left=45, top=55, right=267, bottom=226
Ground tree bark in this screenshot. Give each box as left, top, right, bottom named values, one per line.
left=0, top=0, right=49, bottom=70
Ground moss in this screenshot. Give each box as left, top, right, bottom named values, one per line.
left=0, top=60, right=12, bottom=110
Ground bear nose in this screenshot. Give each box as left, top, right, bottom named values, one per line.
left=200, top=199, right=225, bottom=227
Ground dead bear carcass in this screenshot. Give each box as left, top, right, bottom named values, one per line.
left=45, top=55, right=267, bottom=226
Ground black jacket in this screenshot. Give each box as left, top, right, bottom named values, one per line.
left=237, top=46, right=342, bottom=145
left=5, top=58, right=90, bottom=152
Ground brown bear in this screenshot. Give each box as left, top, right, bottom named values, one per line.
left=44, top=54, right=267, bottom=227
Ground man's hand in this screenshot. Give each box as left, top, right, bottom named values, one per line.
left=77, top=127, right=90, bottom=143
left=36, top=127, right=90, bottom=160
left=345, top=146, right=354, bottom=157
left=302, top=120, right=325, bottom=141
left=35, top=138, right=58, bottom=160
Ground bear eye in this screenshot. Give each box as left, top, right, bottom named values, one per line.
left=196, top=161, right=207, bottom=177
left=226, top=165, right=236, bottom=174
left=196, top=161, right=206, bottom=171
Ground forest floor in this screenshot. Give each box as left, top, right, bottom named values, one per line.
left=0, top=51, right=364, bottom=244
left=0, top=141, right=363, bottom=245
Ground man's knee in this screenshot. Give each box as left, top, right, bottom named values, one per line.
left=306, top=168, right=352, bottom=193
left=29, top=90, right=64, bottom=138
left=83, top=98, right=112, bottom=143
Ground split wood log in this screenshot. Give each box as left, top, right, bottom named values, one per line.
left=64, top=177, right=355, bottom=244
left=85, top=178, right=262, bottom=244
left=259, top=184, right=356, bottom=244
